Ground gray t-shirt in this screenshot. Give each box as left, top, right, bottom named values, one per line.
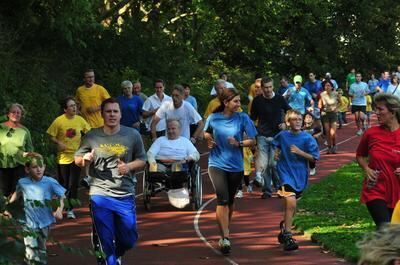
left=75, top=126, right=146, bottom=197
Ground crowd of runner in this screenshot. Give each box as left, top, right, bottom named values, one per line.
left=1, top=67, right=400, bottom=264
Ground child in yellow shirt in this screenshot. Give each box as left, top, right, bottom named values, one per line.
left=365, top=94, right=372, bottom=128
left=337, top=89, right=349, bottom=129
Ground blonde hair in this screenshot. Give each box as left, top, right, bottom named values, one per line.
left=357, top=224, right=400, bottom=265
left=285, top=109, right=302, bottom=124
left=8, top=103, right=26, bottom=117
left=374, top=93, right=400, bottom=123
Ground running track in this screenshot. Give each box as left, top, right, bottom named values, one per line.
left=49, top=114, right=365, bottom=264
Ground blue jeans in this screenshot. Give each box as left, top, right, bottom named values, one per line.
left=91, top=195, right=138, bottom=265
left=256, top=136, right=280, bottom=195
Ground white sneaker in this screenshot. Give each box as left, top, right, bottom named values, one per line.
left=235, top=190, right=243, bottom=198
left=356, top=129, right=363, bottom=136
left=247, top=185, right=253, bottom=193
left=310, top=168, right=316, bottom=176
left=67, top=210, right=76, bottom=219
left=218, top=237, right=231, bottom=254
left=324, top=140, right=328, bottom=146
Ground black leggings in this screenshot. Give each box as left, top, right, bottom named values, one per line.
left=208, top=167, right=243, bottom=205
left=57, top=163, right=81, bottom=208
left=366, top=199, right=394, bottom=229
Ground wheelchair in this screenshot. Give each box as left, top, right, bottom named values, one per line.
left=142, top=160, right=202, bottom=211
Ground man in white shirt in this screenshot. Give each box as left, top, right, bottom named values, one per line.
left=150, top=85, right=204, bottom=142
left=142, top=79, right=172, bottom=136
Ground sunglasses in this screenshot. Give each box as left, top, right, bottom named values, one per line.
left=6, top=128, right=15, bottom=137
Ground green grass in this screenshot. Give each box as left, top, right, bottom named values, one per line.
left=294, top=162, right=375, bottom=262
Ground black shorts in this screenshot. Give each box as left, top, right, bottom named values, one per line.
left=208, top=167, right=243, bottom=205
left=351, top=105, right=366, bottom=114
left=277, top=184, right=303, bottom=199
left=321, top=112, right=338, bottom=123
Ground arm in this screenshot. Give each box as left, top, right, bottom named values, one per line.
left=356, top=155, right=379, bottom=182
left=53, top=195, right=65, bottom=220
left=8, top=191, right=21, bottom=204
left=50, top=136, right=66, bottom=152
left=227, top=137, right=256, bottom=148
left=192, top=120, right=204, bottom=141
left=290, top=145, right=315, bottom=162
left=142, top=108, right=157, bottom=119
left=117, top=159, right=146, bottom=175
left=75, top=149, right=95, bottom=167
left=150, top=115, right=161, bottom=140
left=318, top=97, right=323, bottom=110
left=204, top=132, right=216, bottom=149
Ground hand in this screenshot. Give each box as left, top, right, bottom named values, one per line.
left=53, top=209, right=63, bottom=220
left=206, top=137, right=216, bottom=149
left=83, top=149, right=95, bottom=162
left=57, top=142, right=67, bottom=152
left=394, top=167, right=400, bottom=178
left=274, top=148, right=281, bottom=161
left=364, top=167, right=379, bottom=183
left=227, top=136, right=239, bottom=147
left=86, top=106, right=98, bottom=113
left=278, top=123, right=286, bottom=130
left=290, top=144, right=302, bottom=155
left=117, top=159, right=130, bottom=175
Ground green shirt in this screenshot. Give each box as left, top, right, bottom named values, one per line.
left=0, top=124, right=34, bottom=168
left=346, top=73, right=356, bottom=88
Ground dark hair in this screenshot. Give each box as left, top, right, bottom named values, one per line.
left=321, top=80, right=334, bottom=89
left=213, top=88, right=240, bottom=113
left=60, top=96, right=76, bottom=110
left=261, top=77, right=273, bottom=86
left=83, top=69, right=94, bottom=75
left=181, top=83, right=190, bottom=89
left=101, top=98, right=121, bottom=113
left=154, top=79, right=164, bottom=86
left=254, top=72, right=262, bottom=79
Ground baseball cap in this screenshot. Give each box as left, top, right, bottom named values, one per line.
left=293, top=75, right=303, bottom=84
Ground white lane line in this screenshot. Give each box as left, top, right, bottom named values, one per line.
left=193, top=124, right=359, bottom=264
left=194, top=196, right=239, bottom=265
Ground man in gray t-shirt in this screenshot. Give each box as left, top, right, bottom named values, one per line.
left=75, top=98, right=146, bottom=264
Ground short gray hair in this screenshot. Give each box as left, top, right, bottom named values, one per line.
left=121, top=80, right=133, bottom=89
left=374, top=93, right=400, bottom=123
left=214, top=79, right=227, bottom=88
left=166, top=118, right=182, bottom=128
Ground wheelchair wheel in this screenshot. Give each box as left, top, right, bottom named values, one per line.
left=142, top=169, right=151, bottom=211
left=192, top=164, right=202, bottom=210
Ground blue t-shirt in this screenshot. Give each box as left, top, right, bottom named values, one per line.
left=185, top=95, right=198, bottom=110
left=304, top=80, right=322, bottom=95
left=349, top=82, right=369, bottom=106
left=273, top=130, right=320, bottom=192
left=17, top=176, right=66, bottom=229
left=205, top=112, right=257, bottom=172
left=117, top=95, right=143, bottom=128
left=284, top=87, right=312, bottom=114
left=368, top=79, right=379, bottom=93
left=377, top=79, right=390, bottom=93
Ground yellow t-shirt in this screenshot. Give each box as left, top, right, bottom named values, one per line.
left=366, top=95, right=372, bottom=112
left=338, top=96, right=349, bottom=113
left=203, top=97, right=221, bottom=120
left=75, top=84, right=110, bottom=128
left=47, top=114, right=91, bottom=164
left=392, top=200, right=400, bottom=224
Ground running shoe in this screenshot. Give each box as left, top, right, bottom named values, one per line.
left=356, top=129, right=363, bottom=136
left=282, top=232, right=299, bottom=251
left=117, top=256, right=122, bottom=265
left=219, top=237, right=231, bottom=255
left=261, top=192, right=271, bottom=199
left=246, top=184, right=253, bottom=193
left=310, top=168, right=316, bottom=176
left=67, top=210, right=76, bottom=219
left=235, top=190, right=243, bottom=198
left=331, top=145, right=337, bottom=154
left=277, top=220, right=285, bottom=244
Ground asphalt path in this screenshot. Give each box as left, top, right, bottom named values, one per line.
left=48, top=113, right=365, bottom=264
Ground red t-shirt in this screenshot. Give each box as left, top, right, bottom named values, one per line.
left=356, top=126, right=400, bottom=208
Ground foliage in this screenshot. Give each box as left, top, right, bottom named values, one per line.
left=294, top=162, right=375, bottom=262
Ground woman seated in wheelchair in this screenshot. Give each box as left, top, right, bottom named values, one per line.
left=147, top=118, right=200, bottom=173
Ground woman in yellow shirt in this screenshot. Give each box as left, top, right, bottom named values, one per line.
left=47, top=97, right=91, bottom=219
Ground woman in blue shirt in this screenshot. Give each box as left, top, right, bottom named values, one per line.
left=204, top=88, right=257, bottom=255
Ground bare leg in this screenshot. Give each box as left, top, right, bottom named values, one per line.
left=283, top=196, right=297, bottom=233
left=216, top=205, right=231, bottom=238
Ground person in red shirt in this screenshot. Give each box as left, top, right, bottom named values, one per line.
left=356, top=93, right=400, bottom=228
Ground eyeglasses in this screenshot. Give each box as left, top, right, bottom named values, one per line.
left=6, top=128, right=15, bottom=137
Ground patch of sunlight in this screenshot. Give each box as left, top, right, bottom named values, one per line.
left=344, top=198, right=358, bottom=203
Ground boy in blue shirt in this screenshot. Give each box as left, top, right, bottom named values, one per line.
left=273, top=110, right=320, bottom=251
left=8, top=154, right=66, bottom=264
